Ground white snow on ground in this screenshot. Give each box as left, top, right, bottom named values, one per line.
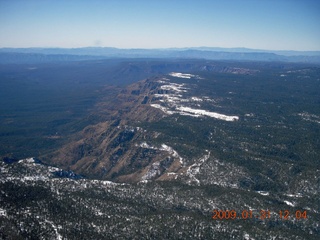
left=243, top=233, right=254, bottom=240
left=186, top=152, right=210, bottom=185
left=160, top=144, right=184, bottom=164
left=0, top=208, right=7, bottom=217
left=203, top=96, right=216, bottom=102
left=138, top=142, right=184, bottom=165
left=45, top=220, right=63, bottom=240
left=285, top=193, right=302, bottom=198
left=160, top=83, right=188, bottom=93
left=150, top=104, right=175, bottom=115
left=19, top=157, right=36, bottom=163
left=1, top=158, right=125, bottom=188
left=191, top=97, right=203, bottom=102
left=257, top=191, right=269, bottom=196
left=169, top=72, right=196, bottom=79
left=298, top=112, right=320, bottom=124
left=100, top=180, right=118, bottom=186
left=284, top=200, right=295, bottom=207
left=154, top=94, right=184, bottom=103
left=151, top=102, right=239, bottom=121
left=151, top=77, right=239, bottom=122
left=176, top=106, right=239, bottom=121
left=142, top=162, right=161, bottom=180
left=139, top=142, right=156, bottom=149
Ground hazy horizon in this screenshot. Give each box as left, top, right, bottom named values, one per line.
left=1, top=0, right=320, bottom=51
left=1, top=46, right=320, bottom=55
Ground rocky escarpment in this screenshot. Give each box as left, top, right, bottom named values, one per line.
left=45, top=77, right=189, bottom=182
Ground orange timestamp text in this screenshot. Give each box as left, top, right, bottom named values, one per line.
left=212, top=209, right=307, bottom=220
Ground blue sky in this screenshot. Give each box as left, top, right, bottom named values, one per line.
left=0, top=0, right=319, bottom=50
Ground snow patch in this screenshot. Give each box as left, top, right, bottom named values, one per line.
left=18, top=157, right=36, bottom=163
left=139, top=180, right=149, bottom=183
left=191, top=97, right=203, bottom=102
left=101, top=180, right=118, bottom=186
left=0, top=208, right=7, bottom=217
left=257, top=191, right=269, bottom=196
left=151, top=77, right=239, bottom=122
left=139, top=142, right=156, bottom=149
left=150, top=104, right=175, bottom=115
left=142, top=162, right=161, bottom=180
left=176, top=106, right=239, bottom=121
left=169, top=72, right=196, bottom=79
left=243, top=233, right=254, bottom=240
left=160, top=144, right=184, bottom=164
left=298, top=112, right=320, bottom=124
left=150, top=104, right=239, bottom=122
left=45, top=220, right=63, bottom=240
left=186, top=152, right=210, bottom=185
left=138, top=142, right=184, bottom=165
left=160, top=83, right=188, bottom=93
left=284, top=200, right=295, bottom=207
left=285, top=193, right=302, bottom=198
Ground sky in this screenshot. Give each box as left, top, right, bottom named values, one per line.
left=0, top=0, right=319, bottom=51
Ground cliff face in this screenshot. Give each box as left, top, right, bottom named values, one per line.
left=46, top=77, right=186, bottom=182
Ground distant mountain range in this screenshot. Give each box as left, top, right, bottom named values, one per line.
left=0, top=47, right=320, bottom=64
